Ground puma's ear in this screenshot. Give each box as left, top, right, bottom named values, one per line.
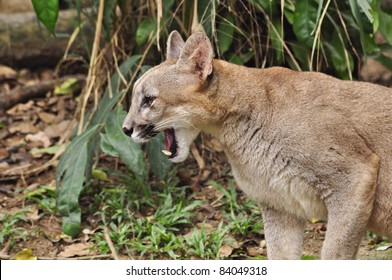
left=177, top=32, right=213, bottom=81
left=166, top=31, right=185, bottom=60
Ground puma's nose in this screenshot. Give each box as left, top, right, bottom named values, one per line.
left=122, top=126, right=133, bottom=137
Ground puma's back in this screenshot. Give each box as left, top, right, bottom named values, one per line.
left=122, top=31, right=392, bottom=259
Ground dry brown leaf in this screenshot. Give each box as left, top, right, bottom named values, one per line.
left=191, top=143, right=205, bottom=169
left=26, top=131, right=51, bottom=147
left=8, top=121, right=39, bottom=134
left=219, top=245, right=234, bottom=257
left=6, top=100, right=35, bottom=115
left=246, top=246, right=264, bottom=257
left=0, top=148, right=10, bottom=160
left=57, top=243, right=94, bottom=258
left=0, top=65, right=17, bottom=80
left=38, top=112, right=57, bottom=123
left=44, top=120, right=71, bottom=138
left=0, top=161, right=10, bottom=170
left=196, top=223, right=214, bottom=232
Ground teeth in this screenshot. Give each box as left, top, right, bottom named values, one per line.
left=161, top=150, right=172, bottom=156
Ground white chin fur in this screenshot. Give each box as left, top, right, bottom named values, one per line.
left=169, top=128, right=200, bottom=163
left=170, top=146, right=190, bottom=163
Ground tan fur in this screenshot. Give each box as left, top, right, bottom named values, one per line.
left=123, top=31, right=392, bottom=259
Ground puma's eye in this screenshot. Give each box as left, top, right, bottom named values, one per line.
left=141, top=95, right=156, bottom=108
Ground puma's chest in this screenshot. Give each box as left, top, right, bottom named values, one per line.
left=228, top=157, right=328, bottom=221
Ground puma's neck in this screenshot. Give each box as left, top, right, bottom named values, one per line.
left=203, top=60, right=273, bottom=146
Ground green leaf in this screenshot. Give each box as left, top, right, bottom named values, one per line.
left=293, top=0, right=318, bottom=47
left=146, top=133, right=172, bottom=179
left=270, top=18, right=284, bottom=64
left=324, top=31, right=354, bottom=79
left=357, top=0, right=373, bottom=24
left=136, top=18, right=156, bottom=45
left=30, top=144, right=63, bottom=157
left=348, top=0, right=379, bottom=54
left=101, top=106, right=147, bottom=179
left=103, top=0, right=118, bottom=41
left=32, top=0, right=59, bottom=35
left=217, top=15, right=235, bottom=55
left=54, top=77, right=79, bottom=95
left=379, top=9, right=392, bottom=45
left=92, top=168, right=109, bottom=181
left=56, top=125, right=101, bottom=237
left=15, top=248, right=37, bottom=260
left=229, top=54, right=244, bottom=65
left=373, top=53, right=392, bottom=72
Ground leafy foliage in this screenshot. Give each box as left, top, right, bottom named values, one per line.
left=31, top=0, right=59, bottom=35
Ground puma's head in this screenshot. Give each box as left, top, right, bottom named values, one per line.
left=122, top=31, right=215, bottom=162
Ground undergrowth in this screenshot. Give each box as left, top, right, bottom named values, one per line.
left=88, top=172, right=261, bottom=259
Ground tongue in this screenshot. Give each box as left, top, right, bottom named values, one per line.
left=165, top=129, right=174, bottom=151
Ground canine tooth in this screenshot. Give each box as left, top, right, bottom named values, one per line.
left=161, top=150, right=172, bottom=156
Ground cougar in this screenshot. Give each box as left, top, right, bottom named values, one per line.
left=122, top=31, right=392, bottom=259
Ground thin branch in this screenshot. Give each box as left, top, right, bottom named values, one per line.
left=103, top=226, right=119, bottom=260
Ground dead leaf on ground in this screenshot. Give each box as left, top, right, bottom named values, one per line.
left=0, top=147, right=10, bottom=160
left=8, top=122, right=38, bottom=134
left=0, top=65, right=17, bottom=81
left=57, top=243, right=95, bottom=258
left=14, top=248, right=37, bottom=260
left=37, top=112, right=57, bottom=124
left=219, top=245, right=234, bottom=257
left=26, top=131, right=51, bottom=148
left=246, top=246, right=264, bottom=257
left=44, top=120, right=71, bottom=138
left=6, top=100, right=35, bottom=116
left=196, top=223, right=214, bottom=232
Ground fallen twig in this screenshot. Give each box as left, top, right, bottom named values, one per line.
left=0, top=74, right=86, bottom=110
left=103, top=226, right=120, bottom=260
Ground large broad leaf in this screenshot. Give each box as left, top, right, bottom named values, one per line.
left=103, top=0, right=118, bottom=41
left=293, top=0, right=318, bottom=47
left=270, top=18, right=284, bottom=64
left=56, top=125, right=101, bottom=237
left=356, top=0, right=374, bottom=24
left=379, top=9, right=392, bottom=46
left=146, top=133, right=172, bottom=179
left=100, top=106, right=147, bottom=179
left=136, top=18, right=156, bottom=45
left=217, top=15, right=235, bottom=55
left=57, top=56, right=141, bottom=237
left=348, top=0, right=379, bottom=54
left=32, top=0, right=59, bottom=35
left=324, top=31, right=354, bottom=80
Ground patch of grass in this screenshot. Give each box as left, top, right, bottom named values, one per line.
left=88, top=168, right=265, bottom=259
left=301, top=255, right=319, bottom=260
left=0, top=208, right=31, bottom=246
left=209, top=180, right=264, bottom=236
left=24, top=185, right=57, bottom=214
left=185, top=222, right=233, bottom=259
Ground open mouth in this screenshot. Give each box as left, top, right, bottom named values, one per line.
left=163, top=128, right=178, bottom=158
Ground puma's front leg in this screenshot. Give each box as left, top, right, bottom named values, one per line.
left=262, top=207, right=306, bottom=260
left=321, top=154, right=379, bottom=259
